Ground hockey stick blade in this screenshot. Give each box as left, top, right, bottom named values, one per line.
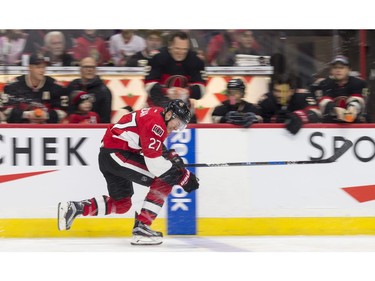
left=325, top=139, right=353, bottom=162
left=185, top=139, right=353, bottom=168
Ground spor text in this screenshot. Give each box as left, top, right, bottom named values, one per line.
left=309, top=132, right=375, bottom=162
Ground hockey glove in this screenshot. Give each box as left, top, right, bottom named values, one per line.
left=225, top=111, right=257, bottom=127
left=163, top=149, right=185, bottom=169
left=242, top=112, right=258, bottom=127
left=285, top=113, right=303, bottom=135
left=285, top=110, right=309, bottom=135
left=178, top=169, right=199, bottom=193
left=225, top=111, right=241, bottom=124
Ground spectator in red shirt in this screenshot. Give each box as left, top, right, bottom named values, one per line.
left=72, top=30, right=110, bottom=66
left=206, top=30, right=261, bottom=66
left=67, top=90, right=100, bottom=124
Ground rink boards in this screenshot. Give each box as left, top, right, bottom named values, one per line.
left=1, top=123, right=375, bottom=237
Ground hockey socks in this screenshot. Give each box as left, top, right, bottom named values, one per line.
left=82, top=195, right=132, bottom=216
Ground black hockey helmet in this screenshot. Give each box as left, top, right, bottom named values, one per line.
left=227, top=78, right=245, bottom=96
left=164, top=99, right=191, bottom=130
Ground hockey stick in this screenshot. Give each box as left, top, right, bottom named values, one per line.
left=185, top=139, right=353, bottom=168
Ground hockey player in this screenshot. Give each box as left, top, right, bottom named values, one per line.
left=258, top=75, right=321, bottom=134
left=1, top=53, right=68, bottom=123
left=211, top=78, right=261, bottom=127
left=144, top=31, right=206, bottom=122
left=312, top=55, right=368, bottom=123
left=58, top=99, right=199, bottom=245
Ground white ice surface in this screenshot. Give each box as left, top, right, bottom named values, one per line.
left=2, top=236, right=375, bottom=281
left=1, top=235, right=375, bottom=252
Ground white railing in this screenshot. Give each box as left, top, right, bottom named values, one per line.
left=0, top=66, right=274, bottom=76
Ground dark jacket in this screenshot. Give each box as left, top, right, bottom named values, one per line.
left=67, top=76, right=112, bottom=123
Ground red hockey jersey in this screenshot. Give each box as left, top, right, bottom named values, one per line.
left=101, top=107, right=167, bottom=159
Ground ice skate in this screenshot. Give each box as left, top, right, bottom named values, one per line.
left=57, top=201, right=84, bottom=231
left=131, top=212, right=163, bottom=245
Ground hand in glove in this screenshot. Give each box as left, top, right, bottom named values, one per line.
left=285, top=113, right=304, bottom=135
left=242, top=112, right=258, bottom=127
left=285, top=110, right=308, bottom=135
left=178, top=169, right=199, bottom=193
left=225, top=111, right=258, bottom=127
left=163, top=149, right=185, bottom=169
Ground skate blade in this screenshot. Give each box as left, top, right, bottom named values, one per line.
left=57, top=202, right=68, bottom=231
left=130, top=235, right=163, bottom=245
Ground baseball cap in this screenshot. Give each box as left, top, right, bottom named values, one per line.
left=71, top=91, right=93, bottom=105
left=29, top=53, right=47, bottom=65
left=330, top=55, right=349, bottom=66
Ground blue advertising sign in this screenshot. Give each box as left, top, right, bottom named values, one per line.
left=166, top=128, right=196, bottom=235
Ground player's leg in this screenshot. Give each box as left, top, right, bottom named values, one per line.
left=58, top=149, right=154, bottom=231
left=136, top=177, right=173, bottom=226
left=131, top=177, right=173, bottom=245
left=103, top=150, right=172, bottom=244
left=109, top=151, right=170, bottom=244
left=103, top=151, right=166, bottom=244
left=57, top=175, right=134, bottom=231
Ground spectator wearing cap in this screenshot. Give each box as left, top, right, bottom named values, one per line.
left=1, top=53, right=68, bottom=123
left=66, top=57, right=112, bottom=123
left=312, top=55, right=369, bottom=123
left=67, top=90, right=100, bottom=124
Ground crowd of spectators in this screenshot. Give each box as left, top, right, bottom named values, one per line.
left=0, top=29, right=373, bottom=132
left=0, top=29, right=264, bottom=67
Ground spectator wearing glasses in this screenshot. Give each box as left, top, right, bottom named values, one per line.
left=66, top=57, right=112, bottom=123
